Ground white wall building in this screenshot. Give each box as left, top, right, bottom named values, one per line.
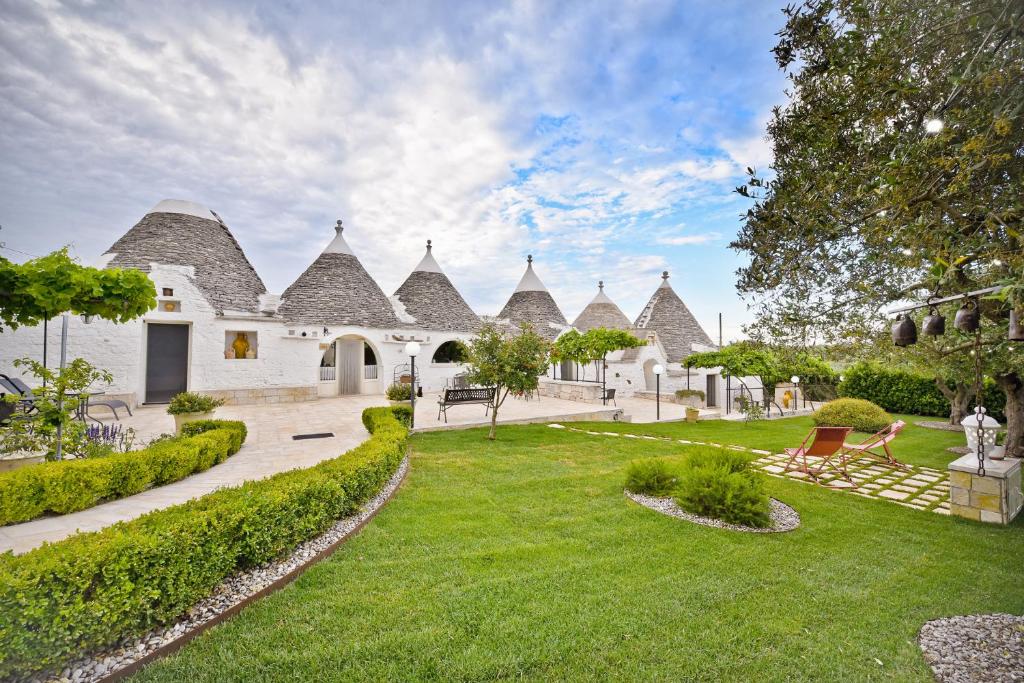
left=1, top=199, right=739, bottom=410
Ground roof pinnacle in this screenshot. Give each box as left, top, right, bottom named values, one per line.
left=427, top=239, right=432, bottom=251
left=527, top=254, right=533, bottom=264
left=662, top=271, right=669, bottom=280
left=335, top=219, right=343, bottom=235
left=599, top=280, right=604, bottom=291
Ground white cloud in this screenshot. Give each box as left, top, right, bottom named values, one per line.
left=654, top=232, right=722, bottom=246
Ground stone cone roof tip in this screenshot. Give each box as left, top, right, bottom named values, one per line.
left=102, top=199, right=267, bottom=313
left=499, top=255, right=567, bottom=341
left=278, top=220, right=402, bottom=328
left=573, top=281, right=632, bottom=332
left=393, top=240, right=481, bottom=332
left=633, top=271, right=713, bottom=361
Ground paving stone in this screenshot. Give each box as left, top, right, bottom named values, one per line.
left=761, top=465, right=785, bottom=474
left=879, top=489, right=911, bottom=501
left=893, top=485, right=923, bottom=493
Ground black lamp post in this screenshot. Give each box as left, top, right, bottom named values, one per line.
left=653, top=363, right=664, bottom=421
left=405, top=341, right=420, bottom=429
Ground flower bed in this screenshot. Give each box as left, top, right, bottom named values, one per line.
left=0, top=420, right=247, bottom=525
left=0, top=406, right=408, bottom=679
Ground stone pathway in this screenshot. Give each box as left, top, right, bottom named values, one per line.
left=549, top=424, right=951, bottom=515
left=0, top=395, right=386, bottom=555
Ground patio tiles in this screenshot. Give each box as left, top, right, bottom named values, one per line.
left=553, top=424, right=952, bottom=515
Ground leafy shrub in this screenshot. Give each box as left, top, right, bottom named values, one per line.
left=166, top=392, right=225, bottom=416
left=814, top=398, right=892, bottom=434
left=838, top=362, right=1005, bottom=421
left=385, top=383, right=412, bottom=401
left=624, top=459, right=678, bottom=496
left=674, top=449, right=771, bottom=528
left=674, top=389, right=705, bottom=401
left=0, top=406, right=408, bottom=679
left=0, top=420, right=247, bottom=525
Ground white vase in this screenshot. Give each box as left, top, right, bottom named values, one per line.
left=174, top=411, right=214, bottom=435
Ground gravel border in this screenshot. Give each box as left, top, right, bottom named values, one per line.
left=919, top=613, right=1024, bottom=683
left=917, top=420, right=964, bottom=432
left=625, top=490, right=800, bottom=533
left=29, top=455, right=410, bottom=683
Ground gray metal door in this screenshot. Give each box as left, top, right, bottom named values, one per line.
left=338, top=339, right=362, bottom=395
left=706, top=374, right=717, bottom=407
left=145, top=323, right=189, bottom=403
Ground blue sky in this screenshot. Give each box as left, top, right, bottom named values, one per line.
left=0, top=0, right=788, bottom=340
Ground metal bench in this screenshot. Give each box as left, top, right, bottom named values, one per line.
left=437, top=387, right=496, bottom=423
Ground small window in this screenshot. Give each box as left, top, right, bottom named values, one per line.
left=162, top=288, right=174, bottom=297
left=432, top=340, right=468, bottom=364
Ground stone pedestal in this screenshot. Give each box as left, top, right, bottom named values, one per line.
left=948, top=455, right=1023, bottom=524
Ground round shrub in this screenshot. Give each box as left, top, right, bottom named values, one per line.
left=624, top=459, right=678, bottom=497
left=814, top=398, right=892, bottom=434
left=674, top=449, right=770, bottom=528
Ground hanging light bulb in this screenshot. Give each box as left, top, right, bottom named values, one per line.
left=924, top=118, right=944, bottom=134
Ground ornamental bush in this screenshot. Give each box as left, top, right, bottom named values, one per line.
left=0, top=406, right=408, bottom=679
left=166, top=391, right=225, bottom=415
left=674, top=449, right=771, bottom=528
left=385, top=382, right=412, bottom=401
left=0, top=420, right=247, bottom=525
left=813, top=398, right=892, bottom=434
left=624, top=459, right=678, bottom=497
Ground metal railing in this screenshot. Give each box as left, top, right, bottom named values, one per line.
left=319, top=366, right=336, bottom=382
left=364, top=365, right=378, bottom=380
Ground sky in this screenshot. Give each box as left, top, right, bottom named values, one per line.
left=0, top=0, right=788, bottom=341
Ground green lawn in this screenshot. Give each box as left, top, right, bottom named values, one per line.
left=574, top=413, right=966, bottom=470
left=134, top=421, right=1023, bottom=682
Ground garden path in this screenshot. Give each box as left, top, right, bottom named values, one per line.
left=0, top=395, right=385, bottom=555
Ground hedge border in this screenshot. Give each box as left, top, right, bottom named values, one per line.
left=0, top=406, right=408, bottom=679
left=0, top=420, right=247, bottom=526
left=103, top=457, right=410, bottom=683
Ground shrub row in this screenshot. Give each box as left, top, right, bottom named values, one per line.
left=839, top=362, right=1006, bottom=421
left=0, top=420, right=247, bottom=526
left=0, top=406, right=407, bottom=679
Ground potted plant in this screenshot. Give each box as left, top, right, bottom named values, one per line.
left=685, top=406, right=700, bottom=423
left=385, top=382, right=411, bottom=406
left=167, top=391, right=225, bottom=434
left=674, top=388, right=705, bottom=408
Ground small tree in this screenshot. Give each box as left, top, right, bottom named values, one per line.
left=465, top=323, right=551, bottom=440
left=580, top=328, right=645, bottom=399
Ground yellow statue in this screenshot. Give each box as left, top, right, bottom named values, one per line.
left=232, top=332, right=250, bottom=360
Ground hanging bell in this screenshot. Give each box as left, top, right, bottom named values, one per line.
left=922, top=307, right=945, bottom=336
left=892, top=314, right=918, bottom=346
left=955, top=300, right=980, bottom=333
left=1010, top=309, right=1024, bottom=342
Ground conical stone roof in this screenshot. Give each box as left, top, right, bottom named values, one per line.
left=102, top=199, right=267, bottom=314
left=497, top=255, right=568, bottom=341
left=278, top=220, right=401, bottom=328
left=633, top=271, right=713, bottom=362
left=572, top=281, right=632, bottom=332
left=393, top=241, right=481, bottom=332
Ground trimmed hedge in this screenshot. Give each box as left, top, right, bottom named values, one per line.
left=839, top=362, right=1006, bottom=421
left=0, top=406, right=407, bottom=679
left=813, top=398, right=892, bottom=434
left=0, top=420, right=248, bottom=526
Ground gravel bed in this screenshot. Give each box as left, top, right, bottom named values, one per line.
left=29, top=456, right=410, bottom=683
left=917, top=420, right=964, bottom=432
left=919, top=613, right=1024, bottom=683
left=625, top=490, right=800, bottom=533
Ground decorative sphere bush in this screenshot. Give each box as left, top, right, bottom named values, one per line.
left=673, top=449, right=771, bottom=528
left=813, top=398, right=892, bottom=434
